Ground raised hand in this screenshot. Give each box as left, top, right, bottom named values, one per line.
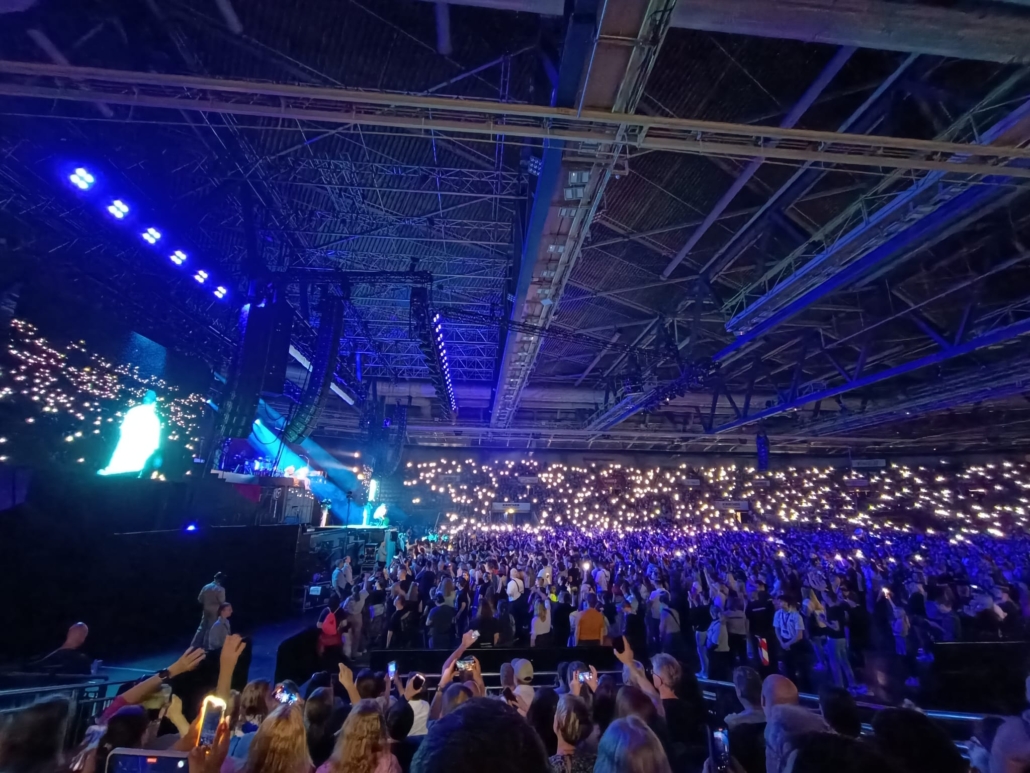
left=220, top=634, right=246, bottom=667
left=169, top=647, right=206, bottom=677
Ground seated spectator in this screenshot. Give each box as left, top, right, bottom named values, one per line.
left=725, top=667, right=765, bottom=728
left=790, top=732, right=907, bottom=773
left=591, top=676, right=618, bottom=738
left=438, top=684, right=473, bottom=719
left=411, top=698, right=550, bottom=773
left=27, top=623, right=93, bottom=675
left=726, top=667, right=768, bottom=773
left=0, top=696, right=70, bottom=773
left=232, top=680, right=272, bottom=749
left=527, top=688, right=560, bottom=756
left=385, top=700, right=421, bottom=773
left=94, top=706, right=155, bottom=773
left=651, top=654, right=705, bottom=747
left=318, top=699, right=400, bottom=773
left=243, top=705, right=311, bottom=773
left=595, top=716, right=672, bottom=773
left=989, top=715, right=1030, bottom=773
left=764, top=705, right=829, bottom=773
left=304, top=687, right=342, bottom=767
left=512, top=658, right=536, bottom=710
left=818, top=686, right=861, bottom=738
left=550, top=694, right=595, bottom=773
left=967, top=715, right=1005, bottom=773
left=762, top=675, right=799, bottom=712
left=871, top=708, right=966, bottom=773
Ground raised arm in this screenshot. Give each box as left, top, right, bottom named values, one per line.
left=119, top=648, right=206, bottom=707
left=216, top=635, right=247, bottom=700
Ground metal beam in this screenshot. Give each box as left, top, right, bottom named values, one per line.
left=710, top=312, right=1030, bottom=433
left=489, top=0, right=679, bottom=428
left=414, top=0, right=1030, bottom=64
left=718, top=86, right=1030, bottom=360
left=4, top=62, right=1030, bottom=177
left=660, top=46, right=855, bottom=280
left=701, top=53, right=920, bottom=285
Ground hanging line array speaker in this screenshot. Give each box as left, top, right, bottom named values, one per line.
left=283, top=297, right=344, bottom=443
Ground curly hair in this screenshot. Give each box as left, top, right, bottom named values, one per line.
left=324, top=700, right=388, bottom=773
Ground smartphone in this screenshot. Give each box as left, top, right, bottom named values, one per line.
left=707, top=726, right=730, bottom=773
left=455, top=657, right=475, bottom=672
left=272, top=684, right=299, bottom=706
left=469, top=629, right=481, bottom=641
left=577, top=671, right=589, bottom=684
left=388, top=661, right=397, bottom=679
left=196, top=695, right=226, bottom=747
left=106, top=749, right=188, bottom=773
left=612, top=635, right=626, bottom=654
left=412, top=673, right=426, bottom=691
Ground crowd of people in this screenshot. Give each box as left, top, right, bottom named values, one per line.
left=4, top=625, right=1030, bottom=773
left=315, top=516, right=1029, bottom=701
left=6, top=457, right=1030, bottom=773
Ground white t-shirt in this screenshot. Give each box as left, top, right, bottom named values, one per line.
left=507, top=577, right=525, bottom=602
left=593, top=568, right=610, bottom=593
left=532, top=601, right=552, bottom=637
left=409, top=699, right=430, bottom=737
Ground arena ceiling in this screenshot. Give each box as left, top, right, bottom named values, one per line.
left=2, top=0, right=1030, bottom=455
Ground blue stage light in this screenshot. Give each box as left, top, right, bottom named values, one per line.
left=142, top=227, right=162, bottom=245
left=194, top=270, right=208, bottom=284
left=107, top=199, right=129, bottom=219
left=214, top=286, right=227, bottom=299
left=69, top=168, right=95, bottom=190
left=170, top=250, right=187, bottom=265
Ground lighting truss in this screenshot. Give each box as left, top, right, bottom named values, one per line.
left=4, top=61, right=1030, bottom=179
left=410, top=287, right=456, bottom=418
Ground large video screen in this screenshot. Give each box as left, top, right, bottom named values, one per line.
left=0, top=318, right=210, bottom=478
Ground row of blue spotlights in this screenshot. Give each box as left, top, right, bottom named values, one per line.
left=67, top=167, right=228, bottom=300
left=432, top=312, right=457, bottom=412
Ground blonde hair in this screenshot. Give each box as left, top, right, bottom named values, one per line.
left=241, top=705, right=310, bottom=773
left=324, top=700, right=388, bottom=773
left=555, top=694, right=592, bottom=746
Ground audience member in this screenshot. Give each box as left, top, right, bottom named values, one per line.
left=549, top=694, right=595, bottom=773
left=526, top=688, right=559, bottom=756
left=0, top=696, right=70, bottom=773
left=818, top=686, right=861, bottom=738
left=595, top=716, right=672, bottom=773
left=241, top=705, right=310, bottom=773
left=764, top=704, right=829, bottom=773
left=27, top=624, right=92, bottom=675
left=318, top=699, right=399, bottom=773
left=871, top=707, right=967, bottom=773
left=411, top=698, right=550, bottom=773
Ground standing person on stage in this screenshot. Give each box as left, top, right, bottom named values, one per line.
left=204, top=603, right=233, bottom=651
left=191, top=572, right=227, bottom=649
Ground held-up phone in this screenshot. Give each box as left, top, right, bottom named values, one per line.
left=106, top=749, right=188, bottom=773
left=273, top=684, right=299, bottom=706
left=707, top=726, right=730, bottom=773
left=387, top=661, right=397, bottom=679
left=455, top=656, right=476, bottom=672
left=412, top=673, right=426, bottom=691
left=197, top=695, right=226, bottom=747
left=577, top=671, right=589, bottom=683
left=612, top=635, right=626, bottom=654
left=469, top=629, right=481, bottom=642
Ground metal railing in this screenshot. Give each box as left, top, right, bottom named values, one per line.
left=0, top=675, right=139, bottom=749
